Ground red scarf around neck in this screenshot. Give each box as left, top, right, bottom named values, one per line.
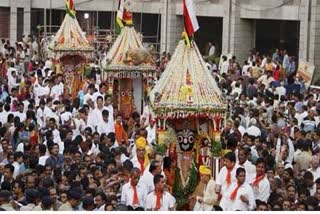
left=229, top=182, right=242, bottom=200
left=252, top=174, right=265, bottom=187
left=226, top=166, right=234, bottom=186
left=155, top=190, right=163, bottom=210
left=131, top=180, right=139, bottom=205
left=138, top=158, right=145, bottom=174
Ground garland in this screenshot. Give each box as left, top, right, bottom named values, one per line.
left=173, top=161, right=198, bottom=210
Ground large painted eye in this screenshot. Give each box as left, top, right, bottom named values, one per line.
left=121, top=91, right=125, bottom=96
left=188, top=136, right=194, bottom=143
left=177, top=135, right=183, bottom=143
left=127, top=91, right=132, bottom=97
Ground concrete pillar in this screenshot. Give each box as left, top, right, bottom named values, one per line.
left=222, top=0, right=231, bottom=54
left=160, top=0, right=183, bottom=54
left=308, top=0, right=320, bottom=82
left=24, top=0, right=31, bottom=36
left=229, top=0, right=255, bottom=64
left=10, top=7, right=17, bottom=43
left=299, top=0, right=310, bottom=62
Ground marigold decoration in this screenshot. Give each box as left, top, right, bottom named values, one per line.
left=150, top=40, right=227, bottom=119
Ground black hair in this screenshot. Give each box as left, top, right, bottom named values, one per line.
left=153, top=174, right=164, bottom=186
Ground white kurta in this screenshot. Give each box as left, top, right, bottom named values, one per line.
left=250, top=174, right=270, bottom=203
left=216, top=166, right=237, bottom=193
left=220, top=182, right=256, bottom=211
left=193, top=179, right=218, bottom=211
left=120, top=181, right=148, bottom=208
left=145, top=191, right=176, bottom=211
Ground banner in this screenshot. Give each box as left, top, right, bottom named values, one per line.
left=297, top=60, right=315, bottom=88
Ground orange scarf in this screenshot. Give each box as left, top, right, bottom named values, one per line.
left=229, top=183, right=241, bottom=200
left=252, top=174, right=265, bottom=187
left=138, top=158, right=145, bottom=174
left=131, top=180, right=139, bottom=205
left=155, top=190, right=163, bottom=210
left=226, top=166, right=234, bottom=186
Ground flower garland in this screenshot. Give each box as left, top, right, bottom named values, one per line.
left=173, top=160, right=198, bottom=210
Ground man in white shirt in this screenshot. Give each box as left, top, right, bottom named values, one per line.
left=216, top=152, right=237, bottom=195
left=235, top=147, right=256, bottom=183
left=88, top=96, right=105, bottom=131
left=121, top=167, right=148, bottom=210
left=146, top=119, right=156, bottom=145
left=14, top=102, right=26, bottom=122
left=48, top=118, right=63, bottom=153
left=12, top=152, right=24, bottom=179
left=307, top=156, right=320, bottom=181
left=145, top=174, right=176, bottom=211
left=220, top=167, right=256, bottom=211
left=38, top=144, right=49, bottom=166
left=257, top=70, right=275, bottom=89
left=192, top=165, right=217, bottom=211
left=92, top=82, right=107, bottom=103
left=8, top=69, right=20, bottom=92
left=104, top=94, right=114, bottom=126
left=250, top=158, right=270, bottom=203
left=83, top=84, right=95, bottom=105
left=220, top=56, right=229, bottom=75
left=208, top=42, right=215, bottom=57
left=97, top=109, right=114, bottom=135
left=140, top=160, right=162, bottom=194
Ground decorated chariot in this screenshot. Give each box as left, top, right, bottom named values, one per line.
left=150, top=39, right=227, bottom=210
left=49, top=0, right=94, bottom=99
left=102, top=7, right=156, bottom=119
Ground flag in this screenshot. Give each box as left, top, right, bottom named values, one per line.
left=65, top=0, right=76, bottom=18
left=115, top=0, right=133, bottom=35
left=183, top=0, right=199, bottom=37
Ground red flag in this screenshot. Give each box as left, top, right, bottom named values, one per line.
left=183, top=0, right=199, bottom=37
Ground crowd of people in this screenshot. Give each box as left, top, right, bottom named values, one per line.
left=0, top=34, right=319, bottom=211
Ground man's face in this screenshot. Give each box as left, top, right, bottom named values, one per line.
left=50, top=188, right=58, bottom=201
left=200, top=174, right=210, bottom=184
left=131, top=171, right=140, bottom=185
left=256, top=163, right=265, bottom=176
left=283, top=201, right=291, bottom=211
left=116, top=116, right=122, bottom=124
left=45, top=166, right=52, bottom=176
left=238, top=150, right=247, bottom=165
left=49, top=120, right=55, bottom=129
left=226, top=122, right=232, bottom=130
left=100, top=86, right=106, bottom=94
left=311, top=158, right=320, bottom=169
left=94, top=195, right=105, bottom=207
left=223, top=158, right=234, bottom=169
left=137, top=148, right=145, bottom=159
left=4, top=168, right=12, bottom=180
left=52, top=145, right=59, bottom=155
left=97, top=99, right=103, bottom=108
left=27, top=176, right=35, bottom=188
left=156, top=177, right=166, bottom=191
left=106, top=97, right=112, bottom=106
left=1, top=140, right=8, bottom=152
left=13, top=183, right=21, bottom=195
left=237, top=171, right=246, bottom=185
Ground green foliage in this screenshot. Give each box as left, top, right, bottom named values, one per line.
left=155, top=143, right=167, bottom=156
left=211, top=141, right=222, bottom=158
left=173, top=162, right=198, bottom=210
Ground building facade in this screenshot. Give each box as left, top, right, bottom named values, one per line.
left=0, top=0, right=320, bottom=81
